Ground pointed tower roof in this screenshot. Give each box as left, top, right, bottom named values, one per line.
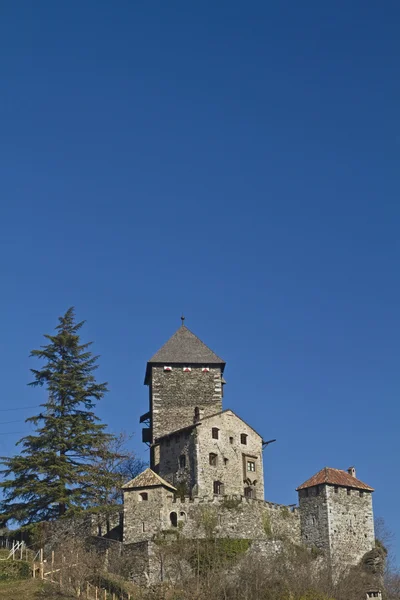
left=145, top=324, right=225, bottom=383
left=122, top=468, right=176, bottom=491
left=296, top=467, right=374, bottom=492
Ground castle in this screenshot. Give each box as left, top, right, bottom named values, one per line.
left=121, top=322, right=376, bottom=581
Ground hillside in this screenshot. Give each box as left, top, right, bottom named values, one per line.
left=0, top=580, right=73, bottom=600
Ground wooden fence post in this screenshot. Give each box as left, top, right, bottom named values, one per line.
left=51, top=550, right=54, bottom=576
left=87, top=582, right=90, bottom=598
left=39, top=549, right=44, bottom=580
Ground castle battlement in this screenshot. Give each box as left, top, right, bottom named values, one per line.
left=167, top=493, right=299, bottom=515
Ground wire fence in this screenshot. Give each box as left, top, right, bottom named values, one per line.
left=32, top=547, right=133, bottom=599
left=0, top=538, right=134, bottom=598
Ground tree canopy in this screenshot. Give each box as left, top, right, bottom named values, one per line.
left=0, top=308, right=126, bottom=524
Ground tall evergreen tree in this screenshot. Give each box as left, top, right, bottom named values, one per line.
left=0, top=308, right=115, bottom=524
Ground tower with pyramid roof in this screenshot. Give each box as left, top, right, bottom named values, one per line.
left=141, top=322, right=226, bottom=470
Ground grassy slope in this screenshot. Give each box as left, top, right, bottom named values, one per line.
left=0, top=580, right=74, bottom=599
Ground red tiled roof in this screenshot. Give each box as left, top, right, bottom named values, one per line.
left=296, top=467, right=374, bottom=492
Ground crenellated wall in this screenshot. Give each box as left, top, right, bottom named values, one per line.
left=122, top=487, right=300, bottom=547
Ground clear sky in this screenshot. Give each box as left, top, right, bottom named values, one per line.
left=1, top=1, right=399, bottom=560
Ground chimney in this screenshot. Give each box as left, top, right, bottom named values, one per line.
left=193, top=407, right=204, bottom=423
left=347, top=466, right=356, bottom=478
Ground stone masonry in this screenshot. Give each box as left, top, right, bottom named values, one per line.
left=149, top=365, right=223, bottom=444
left=122, top=475, right=300, bottom=546
left=120, top=322, right=378, bottom=582
left=156, top=409, right=264, bottom=499
left=297, top=467, right=375, bottom=570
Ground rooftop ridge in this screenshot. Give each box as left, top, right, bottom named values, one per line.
left=122, top=468, right=177, bottom=491
left=296, top=466, right=374, bottom=492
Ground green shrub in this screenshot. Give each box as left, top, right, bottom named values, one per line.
left=263, top=513, right=272, bottom=537
left=222, top=497, right=242, bottom=511
left=280, top=506, right=290, bottom=519
left=0, top=559, right=31, bottom=581
left=189, top=538, right=251, bottom=575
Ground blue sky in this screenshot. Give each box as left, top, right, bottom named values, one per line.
left=1, top=1, right=399, bottom=559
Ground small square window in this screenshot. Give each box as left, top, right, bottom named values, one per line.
left=240, top=434, right=248, bottom=445
left=229, top=436, right=234, bottom=444
left=247, top=460, right=256, bottom=472
left=347, top=488, right=351, bottom=496
left=224, top=457, right=228, bottom=465
left=359, top=491, right=364, bottom=498
left=213, top=480, right=224, bottom=495
left=315, top=486, right=320, bottom=496
left=209, top=453, right=218, bottom=466
left=244, top=487, right=255, bottom=499
left=212, top=427, right=219, bottom=440
left=334, top=486, right=339, bottom=494
left=179, top=455, right=186, bottom=468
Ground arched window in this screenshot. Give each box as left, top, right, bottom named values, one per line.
left=170, top=512, right=178, bottom=527
left=180, top=511, right=187, bottom=522
left=139, top=492, right=148, bottom=501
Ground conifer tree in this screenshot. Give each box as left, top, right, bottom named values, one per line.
left=0, top=308, right=116, bottom=524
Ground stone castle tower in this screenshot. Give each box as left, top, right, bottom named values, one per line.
left=121, top=322, right=376, bottom=580
left=141, top=321, right=226, bottom=471
left=297, top=466, right=375, bottom=569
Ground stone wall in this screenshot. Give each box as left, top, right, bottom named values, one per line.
left=326, top=485, right=375, bottom=569
left=158, top=427, right=197, bottom=493
left=157, top=409, right=265, bottom=499
left=298, top=485, right=330, bottom=552
left=150, top=366, right=223, bottom=442
left=123, top=486, right=174, bottom=544
left=298, top=484, right=375, bottom=568
left=195, top=410, right=264, bottom=499
left=40, top=510, right=122, bottom=550
left=123, top=488, right=300, bottom=547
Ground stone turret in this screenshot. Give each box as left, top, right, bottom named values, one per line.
left=297, top=467, right=375, bottom=571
